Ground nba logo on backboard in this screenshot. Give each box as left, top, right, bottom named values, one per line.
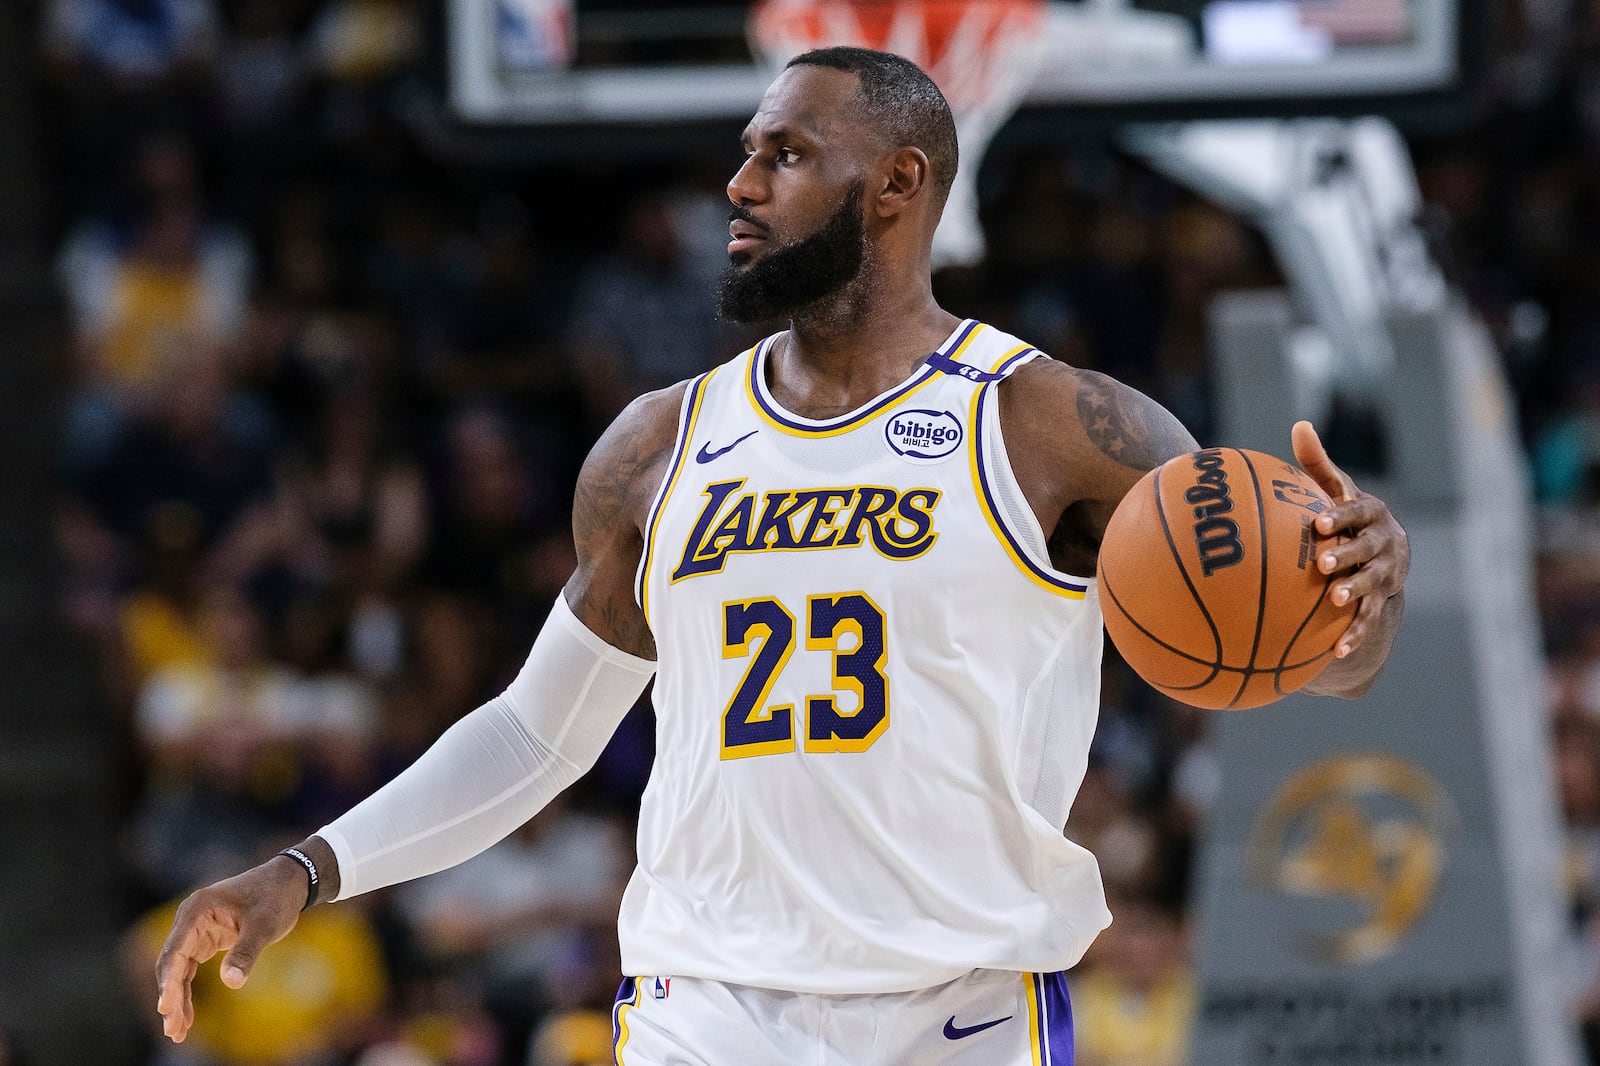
left=497, top=0, right=574, bottom=71
left=653, top=977, right=671, bottom=999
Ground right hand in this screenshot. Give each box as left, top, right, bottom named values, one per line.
left=154, top=856, right=307, bottom=1043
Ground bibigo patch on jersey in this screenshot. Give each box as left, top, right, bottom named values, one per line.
left=885, top=409, right=963, bottom=464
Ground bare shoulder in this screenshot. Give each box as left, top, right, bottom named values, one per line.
left=573, top=381, right=691, bottom=537
left=999, top=356, right=1199, bottom=503
left=566, top=380, right=692, bottom=658
left=996, top=356, right=1199, bottom=572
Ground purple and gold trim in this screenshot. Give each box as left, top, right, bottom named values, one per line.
left=636, top=368, right=718, bottom=624
left=968, top=347, right=1092, bottom=599
left=745, top=320, right=984, bottom=437
left=611, top=976, right=641, bottom=1064
left=1025, top=970, right=1076, bottom=1065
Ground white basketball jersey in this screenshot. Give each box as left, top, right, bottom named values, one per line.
left=620, top=319, right=1112, bottom=994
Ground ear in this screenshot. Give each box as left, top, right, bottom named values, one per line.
left=871, top=147, right=932, bottom=219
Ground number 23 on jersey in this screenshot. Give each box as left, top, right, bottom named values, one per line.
left=719, top=591, right=889, bottom=760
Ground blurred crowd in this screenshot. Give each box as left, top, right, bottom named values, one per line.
left=25, top=1, right=1600, bottom=1065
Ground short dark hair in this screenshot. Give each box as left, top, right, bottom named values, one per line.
left=785, top=46, right=959, bottom=207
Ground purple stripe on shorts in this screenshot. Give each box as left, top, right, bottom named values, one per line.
left=1043, top=970, right=1075, bottom=1065
left=611, top=976, right=638, bottom=1063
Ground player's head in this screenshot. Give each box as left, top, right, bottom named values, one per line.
left=718, top=47, right=958, bottom=324
left=786, top=46, right=959, bottom=209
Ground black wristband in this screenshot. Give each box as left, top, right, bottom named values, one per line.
left=277, top=847, right=320, bottom=911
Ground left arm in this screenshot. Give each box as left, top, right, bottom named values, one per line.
left=1291, top=420, right=1409, bottom=698
left=999, top=359, right=1200, bottom=578
left=1000, top=363, right=1408, bottom=698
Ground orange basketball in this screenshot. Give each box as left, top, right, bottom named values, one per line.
left=1096, top=448, right=1355, bottom=710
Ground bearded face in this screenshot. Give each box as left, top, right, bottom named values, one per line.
left=717, top=179, right=868, bottom=324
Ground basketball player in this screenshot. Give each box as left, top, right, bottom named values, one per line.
left=156, top=48, right=1409, bottom=1063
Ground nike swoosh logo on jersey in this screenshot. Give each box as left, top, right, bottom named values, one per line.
left=943, top=1014, right=1013, bottom=1040
left=695, top=430, right=758, bottom=464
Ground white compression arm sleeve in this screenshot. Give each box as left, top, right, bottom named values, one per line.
left=317, top=595, right=655, bottom=901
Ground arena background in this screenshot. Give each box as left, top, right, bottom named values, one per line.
left=4, top=1, right=1600, bottom=1064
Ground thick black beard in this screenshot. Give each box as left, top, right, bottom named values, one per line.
left=717, top=181, right=867, bottom=324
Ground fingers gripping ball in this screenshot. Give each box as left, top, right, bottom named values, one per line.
left=1097, top=448, right=1355, bottom=710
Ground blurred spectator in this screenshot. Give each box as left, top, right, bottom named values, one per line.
left=68, top=344, right=274, bottom=579
left=566, top=194, right=723, bottom=422
left=394, top=795, right=630, bottom=1044
left=526, top=1009, right=613, bottom=1066
left=40, top=0, right=219, bottom=170
left=125, top=712, right=291, bottom=904
left=57, top=338, right=276, bottom=690
left=354, top=984, right=502, bottom=1066
left=1067, top=763, right=1164, bottom=900
left=274, top=392, right=428, bottom=599
left=56, top=132, right=255, bottom=474
left=216, top=0, right=314, bottom=135
left=1071, top=898, right=1197, bottom=1066
left=212, top=0, right=322, bottom=204
left=135, top=585, right=298, bottom=765
left=42, top=0, right=217, bottom=87
left=1152, top=201, right=1269, bottom=439
left=408, top=197, right=578, bottom=435
left=310, top=0, right=420, bottom=85
left=123, top=585, right=298, bottom=900
left=666, top=170, right=749, bottom=293
left=118, top=511, right=212, bottom=687
left=419, top=405, right=573, bottom=679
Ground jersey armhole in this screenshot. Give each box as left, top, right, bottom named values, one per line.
left=634, top=368, right=718, bottom=623
left=967, top=352, right=1096, bottom=599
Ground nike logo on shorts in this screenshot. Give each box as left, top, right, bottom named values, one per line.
left=695, top=430, right=757, bottom=464
left=943, top=1014, right=1013, bottom=1040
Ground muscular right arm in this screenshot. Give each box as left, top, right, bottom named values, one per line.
left=565, top=380, right=690, bottom=657
left=155, top=381, right=688, bottom=1043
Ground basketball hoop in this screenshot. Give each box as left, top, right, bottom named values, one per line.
left=748, top=0, right=1048, bottom=269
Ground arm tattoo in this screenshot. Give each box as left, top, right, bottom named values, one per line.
left=566, top=386, right=684, bottom=660
left=1075, top=373, right=1197, bottom=472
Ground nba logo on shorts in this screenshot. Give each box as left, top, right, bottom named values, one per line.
left=653, top=977, right=671, bottom=999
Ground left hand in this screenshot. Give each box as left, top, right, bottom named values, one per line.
left=1292, top=420, right=1410, bottom=659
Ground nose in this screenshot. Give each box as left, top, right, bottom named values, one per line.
left=727, top=153, right=767, bottom=209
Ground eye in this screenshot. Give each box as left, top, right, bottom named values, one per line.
left=777, top=147, right=800, bottom=165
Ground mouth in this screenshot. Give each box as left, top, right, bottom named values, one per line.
left=728, top=219, right=768, bottom=257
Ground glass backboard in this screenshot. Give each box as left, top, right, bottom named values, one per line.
left=449, top=0, right=1466, bottom=127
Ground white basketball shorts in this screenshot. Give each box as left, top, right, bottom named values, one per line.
left=609, top=968, right=1074, bottom=1065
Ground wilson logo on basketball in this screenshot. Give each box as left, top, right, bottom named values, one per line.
left=1187, top=450, right=1245, bottom=577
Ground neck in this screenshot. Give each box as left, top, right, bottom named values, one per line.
left=770, top=267, right=959, bottom=415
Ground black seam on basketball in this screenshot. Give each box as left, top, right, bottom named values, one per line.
left=1226, top=450, right=1271, bottom=710
left=1275, top=647, right=1336, bottom=687
left=1150, top=665, right=1301, bottom=677
left=1101, top=572, right=1225, bottom=688
left=1154, top=668, right=1283, bottom=708
left=1281, top=646, right=1336, bottom=672
left=1151, top=460, right=1225, bottom=667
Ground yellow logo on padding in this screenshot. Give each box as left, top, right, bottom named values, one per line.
left=1248, top=754, right=1453, bottom=964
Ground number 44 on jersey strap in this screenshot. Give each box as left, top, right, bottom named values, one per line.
left=720, top=591, right=889, bottom=759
